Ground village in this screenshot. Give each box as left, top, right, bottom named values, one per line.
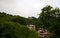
left=27, top=24, right=50, bottom=38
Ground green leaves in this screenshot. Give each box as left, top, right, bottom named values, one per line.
left=0, top=12, right=39, bottom=38
left=38, top=5, right=60, bottom=38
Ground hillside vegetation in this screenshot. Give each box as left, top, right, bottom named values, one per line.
left=0, top=12, right=38, bottom=38
left=0, top=5, right=60, bottom=38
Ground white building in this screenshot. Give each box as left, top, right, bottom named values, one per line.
left=27, top=24, right=35, bottom=30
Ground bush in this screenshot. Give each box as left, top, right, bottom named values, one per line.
left=0, top=21, right=38, bottom=38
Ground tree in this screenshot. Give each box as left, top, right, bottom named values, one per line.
left=38, top=5, right=60, bottom=38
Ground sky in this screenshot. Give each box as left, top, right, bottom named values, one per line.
left=0, top=0, right=60, bottom=18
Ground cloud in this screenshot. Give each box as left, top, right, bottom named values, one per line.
left=0, top=0, right=60, bottom=18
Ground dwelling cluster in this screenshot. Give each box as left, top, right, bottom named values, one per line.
left=27, top=24, right=50, bottom=38
left=27, top=17, right=50, bottom=38
left=38, top=28, right=50, bottom=38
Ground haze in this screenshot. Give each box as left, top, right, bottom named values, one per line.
left=0, top=0, right=60, bottom=18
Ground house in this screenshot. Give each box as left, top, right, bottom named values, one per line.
left=38, top=28, right=50, bottom=38
left=27, top=24, right=35, bottom=30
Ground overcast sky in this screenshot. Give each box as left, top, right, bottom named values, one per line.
left=0, top=0, right=60, bottom=18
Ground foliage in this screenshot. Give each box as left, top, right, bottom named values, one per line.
left=0, top=12, right=39, bottom=38
left=38, top=5, right=60, bottom=38
left=0, top=5, right=60, bottom=38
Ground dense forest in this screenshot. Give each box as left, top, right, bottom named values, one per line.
left=0, top=5, right=60, bottom=38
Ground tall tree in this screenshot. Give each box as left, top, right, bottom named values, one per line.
left=38, top=5, right=60, bottom=38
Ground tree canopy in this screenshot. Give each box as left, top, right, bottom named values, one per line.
left=38, top=5, right=60, bottom=38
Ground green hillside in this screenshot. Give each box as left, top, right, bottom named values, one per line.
left=0, top=12, right=38, bottom=38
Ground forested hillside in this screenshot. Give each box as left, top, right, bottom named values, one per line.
left=0, top=5, right=60, bottom=38
left=0, top=12, right=38, bottom=38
